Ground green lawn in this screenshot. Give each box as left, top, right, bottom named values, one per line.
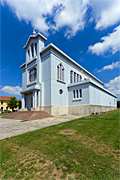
left=0, top=110, right=120, bottom=179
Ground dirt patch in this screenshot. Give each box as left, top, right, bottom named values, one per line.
left=72, top=134, right=120, bottom=160
left=59, top=129, right=77, bottom=136
left=1, top=147, right=63, bottom=180
left=2, top=111, right=52, bottom=121
left=59, top=129, right=119, bottom=160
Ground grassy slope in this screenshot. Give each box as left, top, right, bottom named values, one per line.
left=0, top=110, right=120, bottom=179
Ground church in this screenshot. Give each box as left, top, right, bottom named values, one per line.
left=21, top=32, right=117, bottom=115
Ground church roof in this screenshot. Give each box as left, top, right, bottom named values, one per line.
left=23, top=33, right=47, bottom=49
left=41, top=43, right=104, bottom=86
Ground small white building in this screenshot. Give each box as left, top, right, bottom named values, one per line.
left=21, top=32, right=117, bottom=115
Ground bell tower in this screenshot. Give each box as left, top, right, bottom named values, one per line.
left=24, top=30, right=47, bottom=62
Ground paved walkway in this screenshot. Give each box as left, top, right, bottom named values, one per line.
left=0, top=115, right=80, bottom=140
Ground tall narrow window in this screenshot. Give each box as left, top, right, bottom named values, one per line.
left=28, top=49, right=30, bottom=59
left=57, top=65, right=60, bottom=80
left=35, top=43, right=37, bottom=56
left=31, top=43, right=34, bottom=58
left=73, top=90, right=76, bottom=99
left=79, top=89, right=82, bottom=98
left=74, top=72, right=76, bottom=83
left=70, top=71, right=73, bottom=83
left=80, top=75, right=82, bottom=81
left=76, top=89, right=79, bottom=98
left=77, top=74, right=79, bottom=82
left=57, top=63, right=64, bottom=82
left=62, top=66, right=64, bottom=81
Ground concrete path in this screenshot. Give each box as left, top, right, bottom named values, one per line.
left=0, top=115, right=80, bottom=140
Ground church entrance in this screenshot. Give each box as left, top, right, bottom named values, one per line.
left=25, top=93, right=33, bottom=111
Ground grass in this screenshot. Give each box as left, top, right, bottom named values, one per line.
left=0, top=110, right=120, bottom=179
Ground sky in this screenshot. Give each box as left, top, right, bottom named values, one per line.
left=0, top=0, right=120, bottom=99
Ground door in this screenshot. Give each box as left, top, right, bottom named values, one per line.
left=26, top=93, right=33, bottom=110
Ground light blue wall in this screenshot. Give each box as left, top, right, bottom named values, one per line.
left=50, top=53, right=68, bottom=106
left=68, top=84, right=89, bottom=106
left=89, top=84, right=117, bottom=107
left=22, top=68, right=27, bottom=89
left=41, top=55, right=51, bottom=106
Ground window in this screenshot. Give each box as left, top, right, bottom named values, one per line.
left=57, top=64, right=64, bottom=82
left=35, top=43, right=37, bottom=56
left=29, top=67, right=37, bottom=82
left=73, top=89, right=82, bottom=100
left=74, top=72, right=76, bottom=83
left=79, top=89, right=82, bottom=97
left=77, top=74, right=79, bottom=82
left=70, top=71, right=73, bottom=83
left=57, top=65, right=60, bottom=80
left=1, top=101, right=3, bottom=105
left=31, top=43, right=34, bottom=58
left=76, top=89, right=79, bottom=98
left=79, top=75, right=82, bottom=81
left=73, top=90, right=76, bottom=99
left=59, top=89, right=63, bottom=94
left=61, top=65, right=64, bottom=81
left=28, top=49, right=30, bottom=59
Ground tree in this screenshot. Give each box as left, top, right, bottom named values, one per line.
left=8, top=97, right=17, bottom=112
left=17, top=100, right=21, bottom=109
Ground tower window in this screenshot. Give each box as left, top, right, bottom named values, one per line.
left=28, top=49, right=30, bottom=59
left=35, top=43, right=37, bottom=56
left=31, top=43, right=34, bottom=58
left=29, top=67, right=37, bottom=82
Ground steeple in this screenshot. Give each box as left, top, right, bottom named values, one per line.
left=24, top=31, right=47, bottom=62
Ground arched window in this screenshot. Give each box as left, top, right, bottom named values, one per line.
left=29, top=67, right=37, bottom=82
left=57, top=64, right=64, bottom=82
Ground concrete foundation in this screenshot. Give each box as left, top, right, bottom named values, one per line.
left=32, top=105, right=116, bottom=116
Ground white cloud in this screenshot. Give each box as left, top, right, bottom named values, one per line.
left=89, top=25, right=120, bottom=55
left=0, top=0, right=62, bottom=33
left=90, top=0, right=120, bottom=30
left=0, top=0, right=92, bottom=39
left=1, top=0, right=120, bottom=38
left=54, top=0, right=89, bottom=37
left=98, top=61, right=120, bottom=72
left=0, top=85, right=21, bottom=96
left=0, top=0, right=89, bottom=37
left=105, top=75, right=120, bottom=97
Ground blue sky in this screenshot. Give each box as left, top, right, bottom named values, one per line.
left=0, top=0, right=120, bottom=99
